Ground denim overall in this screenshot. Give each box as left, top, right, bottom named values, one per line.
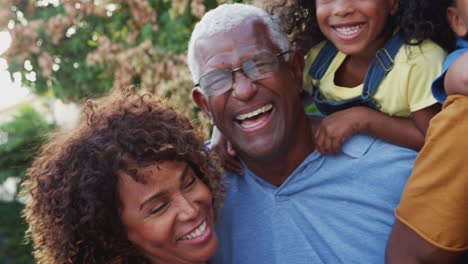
left=308, top=34, right=404, bottom=116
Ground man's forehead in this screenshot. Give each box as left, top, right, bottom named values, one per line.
left=194, top=20, right=278, bottom=67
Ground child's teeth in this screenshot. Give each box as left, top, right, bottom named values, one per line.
left=336, top=25, right=362, bottom=35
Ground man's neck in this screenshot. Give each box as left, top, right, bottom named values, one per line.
left=242, top=115, right=319, bottom=186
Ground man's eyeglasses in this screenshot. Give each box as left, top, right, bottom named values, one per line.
left=194, top=50, right=290, bottom=96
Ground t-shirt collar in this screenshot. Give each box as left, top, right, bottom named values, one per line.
left=457, top=37, right=468, bottom=49
left=340, top=133, right=375, bottom=158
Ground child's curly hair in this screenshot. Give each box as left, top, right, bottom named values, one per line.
left=266, top=0, right=456, bottom=53
left=21, top=88, right=224, bottom=264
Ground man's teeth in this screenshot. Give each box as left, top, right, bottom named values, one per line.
left=180, top=221, right=207, bottom=240
left=335, top=25, right=363, bottom=35
left=236, top=104, right=272, bottom=121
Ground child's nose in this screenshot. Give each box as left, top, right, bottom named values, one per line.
left=333, top=0, right=355, bottom=17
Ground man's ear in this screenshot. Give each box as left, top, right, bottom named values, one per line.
left=389, top=0, right=399, bottom=16
left=447, top=6, right=468, bottom=37
left=289, top=50, right=305, bottom=94
left=192, top=88, right=213, bottom=124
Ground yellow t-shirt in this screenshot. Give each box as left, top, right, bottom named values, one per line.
left=303, top=40, right=446, bottom=117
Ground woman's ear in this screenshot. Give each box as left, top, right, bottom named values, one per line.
left=192, top=88, right=213, bottom=124
left=447, top=6, right=468, bottom=37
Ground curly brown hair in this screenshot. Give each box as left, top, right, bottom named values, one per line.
left=265, top=0, right=456, bottom=53
left=21, top=89, right=224, bottom=264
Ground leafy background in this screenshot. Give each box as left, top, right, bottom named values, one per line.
left=0, top=0, right=258, bottom=262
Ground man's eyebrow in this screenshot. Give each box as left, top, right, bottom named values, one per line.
left=139, top=163, right=191, bottom=211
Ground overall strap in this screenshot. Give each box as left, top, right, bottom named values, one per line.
left=361, top=33, right=404, bottom=99
left=309, top=34, right=404, bottom=116
left=308, top=42, right=338, bottom=81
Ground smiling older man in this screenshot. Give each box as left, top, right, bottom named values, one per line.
left=188, top=4, right=417, bottom=264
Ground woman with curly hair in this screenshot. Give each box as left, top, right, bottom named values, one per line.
left=21, top=89, right=224, bottom=264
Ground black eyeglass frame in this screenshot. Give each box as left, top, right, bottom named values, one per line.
left=194, top=50, right=291, bottom=96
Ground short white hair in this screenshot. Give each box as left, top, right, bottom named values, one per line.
left=187, top=3, right=291, bottom=83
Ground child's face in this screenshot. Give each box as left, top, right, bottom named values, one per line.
left=315, top=0, right=399, bottom=56
left=447, top=0, right=468, bottom=37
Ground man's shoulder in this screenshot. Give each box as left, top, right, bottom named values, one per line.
left=342, top=133, right=417, bottom=161
left=220, top=134, right=417, bottom=188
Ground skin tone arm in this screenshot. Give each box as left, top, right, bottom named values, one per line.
left=386, top=219, right=466, bottom=264
left=314, top=103, right=440, bottom=155
left=209, top=126, right=243, bottom=174
left=444, top=52, right=468, bottom=96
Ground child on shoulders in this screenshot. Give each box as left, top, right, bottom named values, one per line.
left=301, top=0, right=449, bottom=154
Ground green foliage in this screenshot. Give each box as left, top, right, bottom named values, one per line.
left=0, top=104, right=56, bottom=186
left=0, top=104, right=56, bottom=264
left=3, top=0, right=246, bottom=105
left=0, top=201, right=34, bottom=264
left=305, top=103, right=319, bottom=114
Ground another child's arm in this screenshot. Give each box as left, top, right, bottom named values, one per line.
left=210, top=126, right=243, bottom=175
left=386, top=95, right=468, bottom=264
left=314, top=104, right=439, bottom=154
left=444, top=52, right=468, bottom=96
left=385, top=220, right=466, bottom=264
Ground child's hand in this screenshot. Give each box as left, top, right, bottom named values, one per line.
left=210, top=126, right=243, bottom=175
left=314, top=107, right=366, bottom=155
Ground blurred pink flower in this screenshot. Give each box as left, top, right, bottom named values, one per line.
left=129, top=0, right=157, bottom=27
left=38, top=52, right=53, bottom=77
left=45, top=15, right=74, bottom=45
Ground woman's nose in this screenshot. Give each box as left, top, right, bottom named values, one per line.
left=177, top=196, right=198, bottom=222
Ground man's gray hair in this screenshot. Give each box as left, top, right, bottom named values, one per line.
left=187, top=3, right=291, bottom=84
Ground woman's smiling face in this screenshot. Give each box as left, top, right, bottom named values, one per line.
left=118, top=160, right=217, bottom=264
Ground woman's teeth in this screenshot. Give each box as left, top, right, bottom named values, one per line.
left=180, top=221, right=207, bottom=240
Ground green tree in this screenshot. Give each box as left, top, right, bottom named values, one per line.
left=1, top=0, right=247, bottom=126
left=0, top=104, right=57, bottom=264
left=0, top=104, right=56, bottom=189
left=0, top=201, right=34, bottom=264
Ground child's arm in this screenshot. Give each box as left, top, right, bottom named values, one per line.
left=314, top=104, right=440, bottom=154
left=210, top=126, right=243, bottom=175
left=386, top=220, right=466, bottom=264
left=444, top=52, right=468, bottom=96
